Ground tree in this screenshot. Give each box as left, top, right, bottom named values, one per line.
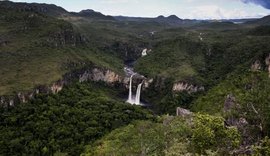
left=191, top=113, right=240, bottom=154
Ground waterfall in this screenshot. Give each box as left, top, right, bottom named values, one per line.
left=127, top=74, right=134, bottom=103
left=135, top=83, right=143, bottom=105
left=126, top=74, right=143, bottom=105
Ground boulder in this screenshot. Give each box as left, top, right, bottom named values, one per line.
left=251, top=60, right=261, bottom=71
left=176, top=107, right=193, bottom=118
left=224, top=94, right=236, bottom=112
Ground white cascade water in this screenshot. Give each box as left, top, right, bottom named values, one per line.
left=135, top=83, right=143, bottom=105
left=127, top=74, right=134, bottom=104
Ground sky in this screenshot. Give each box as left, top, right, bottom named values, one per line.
left=10, top=0, right=270, bottom=19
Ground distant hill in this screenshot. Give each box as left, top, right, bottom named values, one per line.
left=222, top=18, right=257, bottom=24
left=246, top=15, right=270, bottom=25
left=167, top=15, right=181, bottom=21
left=0, top=1, right=115, bottom=21
left=0, top=1, right=68, bottom=17
left=191, top=21, right=241, bottom=30
left=114, top=15, right=186, bottom=26
left=71, top=9, right=116, bottom=20
left=0, top=1, right=123, bottom=95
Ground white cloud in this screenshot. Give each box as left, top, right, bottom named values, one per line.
left=5, top=0, right=270, bottom=19
left=186, top=5, right=267, bottom=19
left=99, top=0, right=139, bottom=4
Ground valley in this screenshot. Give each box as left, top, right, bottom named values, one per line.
left=1, top=1, right=270, bottom=155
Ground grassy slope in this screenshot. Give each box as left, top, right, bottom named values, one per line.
left=135, top=24, right=269, bottom=83
left=191, top=27, right=270, bottom=115
left=0, top=2, right=173, bottom=96
left=0, top=8, right=124, bottom=95
left=192, top=71, right=269, bottom=113
left=132, top=25, right=270, bottom=115
left=134, top=36, right=205, bottom=83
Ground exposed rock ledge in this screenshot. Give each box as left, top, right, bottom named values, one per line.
left=79, top=68, right=122, bottom=83
left=265, top=54, right=270, bottom=77
left=251, top=54, right=270, bottom=77
left=172, top=82, right=204, bottom=93
left=0, top=67, right=123, bottom=107
left=176, top=107, right=193, bottom=118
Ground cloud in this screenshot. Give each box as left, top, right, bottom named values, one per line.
left=241, top=0, right=270, bottom=9
left=187, top=5, right=264, bottom=19
left=99, top=0, right=139, bottom=4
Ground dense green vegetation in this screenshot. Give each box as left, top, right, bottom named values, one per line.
left=134, top=27, right=270, bottom=116
left=83, top=114, right=240, bottom=155
left=1, top=1, right=270, bottom=155
left=135, top=37, right=205, bottom=82
left=0, top=4, right=124, bottom=95
left=249, top=25, right=270, bottom=36
left=141, top=79, right=199, bottom=115
left=192, top=71, right=270, bottom=136
left=0, top=82, right=154, bottom=155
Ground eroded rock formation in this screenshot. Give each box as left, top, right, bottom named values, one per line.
left=251, top=60, right=261, bottom=72
left=79, top=68, right=122, bottom=83
left=265, top=54, right=270, bottom=77
left=172, top=82, right=204, bottom=93
left=0, top=66, right=123, bottom=107
left=50, top=81, right=64, bottom=94
left=224, top=94, right=237, bottom=112
left=251, top=54, right=270, bottom=77
left=176, top=107, right=193, bottom=118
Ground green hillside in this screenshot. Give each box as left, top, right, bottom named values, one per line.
left=1, top=1, right=270, bottom=155
left=0, top=82, right=154, bottom=155
left=135, top=37, right=205, bottom=82
left=0, top=4, right=124, bottom=95
left=83, top=114, right=240, bottom=156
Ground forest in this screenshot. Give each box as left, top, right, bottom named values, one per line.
left=1, top=1, right=270, bottom=155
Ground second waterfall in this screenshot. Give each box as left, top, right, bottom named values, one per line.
left=126, top=74, right=143, bottom=105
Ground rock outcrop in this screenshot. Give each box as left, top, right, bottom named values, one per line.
left=251, top=60, right=261, bottom=72
left=0, top=66, right=123, bottom=107
left=223, top=94, right=257, bottom=148
left=224, top=94, right=237, bottom=112
left=79, top=68, right=122, bottom=83
left=141, top=48, right=151, bottom=57
left=265, top=54, right=270, bottom=77
left=176, top=107, right=193, bottom=118
left=109, top=42, right=147, bottom=60
left=172, top=82, right=204, bottom=93
left=251, top=54, right=270, bottom=77
left=50, top=81, right=65, bottom=94
left=143, top=78, right=153, bottom=88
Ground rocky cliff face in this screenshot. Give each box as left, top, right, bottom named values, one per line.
left=0, top=66, right=123, bottom=107
left=176, top=107, right=193, bottom=118
left=143, top=78, right=154, bottom=89
left=172, top=82, right=204, bottom=93
left=223, top=94, right=260, bottom=151
left=265, top=54, right=270, bottom=77
left=251, top=54, right=270, bottom=77
left=79, top=68, right=122, bottom=83
left=47, top=24, right=87, bottom=47
left=109, top=42, right=147, bottom=60
left=50, top=81, right=65, bottom=94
